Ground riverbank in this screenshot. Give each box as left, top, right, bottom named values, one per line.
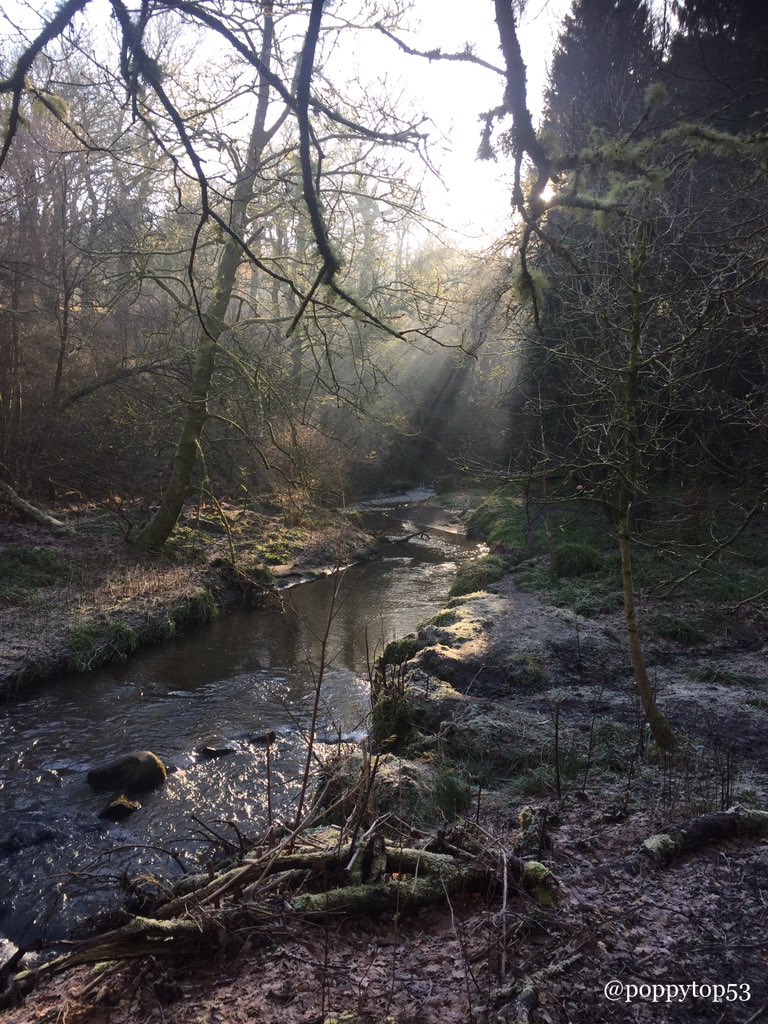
left=0, top=501, right=376, bottom=697
left=4, top=487, right=768, bottom=1022
left=6, top=554, right=768, bottom=1023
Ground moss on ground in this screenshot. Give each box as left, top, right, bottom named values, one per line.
left=449, top=555, right=506, bottom=598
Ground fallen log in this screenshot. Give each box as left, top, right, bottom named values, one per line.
left=610, top=806, right=768, bottom=876
left=0, top=481, right=75, bottom=535
left=291, top=847, right=489, bottom=917
left=289, top=846, right=556, bottom=918
left=9, top=915, right=216, bottom=1005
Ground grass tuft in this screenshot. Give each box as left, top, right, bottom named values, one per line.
left=647, top=613, right=708, bottom=644
left=0, top=547, right=69, bottom=603
left=68, top=619, right=139, bottom=672
left=449, top=554, right=506, bottom=597
left=554, top=541, right=603, bottom=578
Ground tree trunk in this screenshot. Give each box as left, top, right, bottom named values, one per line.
left=133, top=8, right=277, bottom=551
left=132, top=242, right=243, bottom=551
left=618, top=491, right=676, bottom=750
left=620, top=239, right=677, bottom=750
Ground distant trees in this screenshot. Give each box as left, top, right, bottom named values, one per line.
left=0, top=48, right=175, bottom=495
left=1, top=0, right=460, bottom=538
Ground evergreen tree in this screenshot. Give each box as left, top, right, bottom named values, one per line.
left=543, top=0, right=657, bottom=151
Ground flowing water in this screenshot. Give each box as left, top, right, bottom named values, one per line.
left=0, top=492, right=480, bottom=950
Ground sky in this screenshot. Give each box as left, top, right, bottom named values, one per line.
left=0, top=0, right=571, bottom=245
left=325, top=0, right=571, bottom=244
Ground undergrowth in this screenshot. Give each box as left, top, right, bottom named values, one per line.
left=467, top=483, right=768, bottom=616
left=0, top=547, right=70, bottom=603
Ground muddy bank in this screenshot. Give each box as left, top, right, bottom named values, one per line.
left=0, top=504, right=375, bottom=696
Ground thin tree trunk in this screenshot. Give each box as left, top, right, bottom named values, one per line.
left=620, top=238, right=676, bottom=751
left=618, top=489, right=675, bottom=749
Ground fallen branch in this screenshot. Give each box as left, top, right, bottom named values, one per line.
left=594, top=806, right=768, bottom=878
left=492, top=953, right=583, bottom=1024
left=0, top=481, right=74, bottom=535
left=11, top=915, right=219, bottom=1002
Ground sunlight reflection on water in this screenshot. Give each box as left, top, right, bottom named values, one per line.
left=0, top=500, right=479, bottom=946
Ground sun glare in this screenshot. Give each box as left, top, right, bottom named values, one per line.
left=540, top=183, right=556, bottom=203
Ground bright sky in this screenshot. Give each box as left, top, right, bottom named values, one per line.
left=1, top=0, right=571, bottom=245
left=380, top=0, right=571, bottom=242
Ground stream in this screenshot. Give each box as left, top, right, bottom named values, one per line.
left=0, top=491, right=480, bottom=951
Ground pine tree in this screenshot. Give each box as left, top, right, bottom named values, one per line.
left=543, top=0, right=657, bottom=151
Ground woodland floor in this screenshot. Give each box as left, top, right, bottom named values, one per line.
left=2, top=494, right=768, bottom=1023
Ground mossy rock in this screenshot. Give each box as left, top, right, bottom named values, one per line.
left=87, top=751, right=167, bottom=794
left=99, top=794, right=142, bottom=821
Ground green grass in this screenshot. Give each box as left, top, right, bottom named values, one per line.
left=693, top=665, right=766, bottom=687
left=554, top=541, right=603, bottom=578
left=251, top=526, right=310, bottom=565
left=647, top=613, right=708, bottom=644
left=449, top=554, right=506, bottom=597
left=512, top=558, right=623, bottom=617
left=428, top=764, right=472, bottom=820
left=0, top=547, right=70, bottom=603
left=68, top=618, right=139, bottom=672
left=466, top=485, right=528, bottom=547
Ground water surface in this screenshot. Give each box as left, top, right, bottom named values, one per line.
left=0, top=495, right=478, bottom=947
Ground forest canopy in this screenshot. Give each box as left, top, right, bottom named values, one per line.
left=0, top=0, right=765, bottom=553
